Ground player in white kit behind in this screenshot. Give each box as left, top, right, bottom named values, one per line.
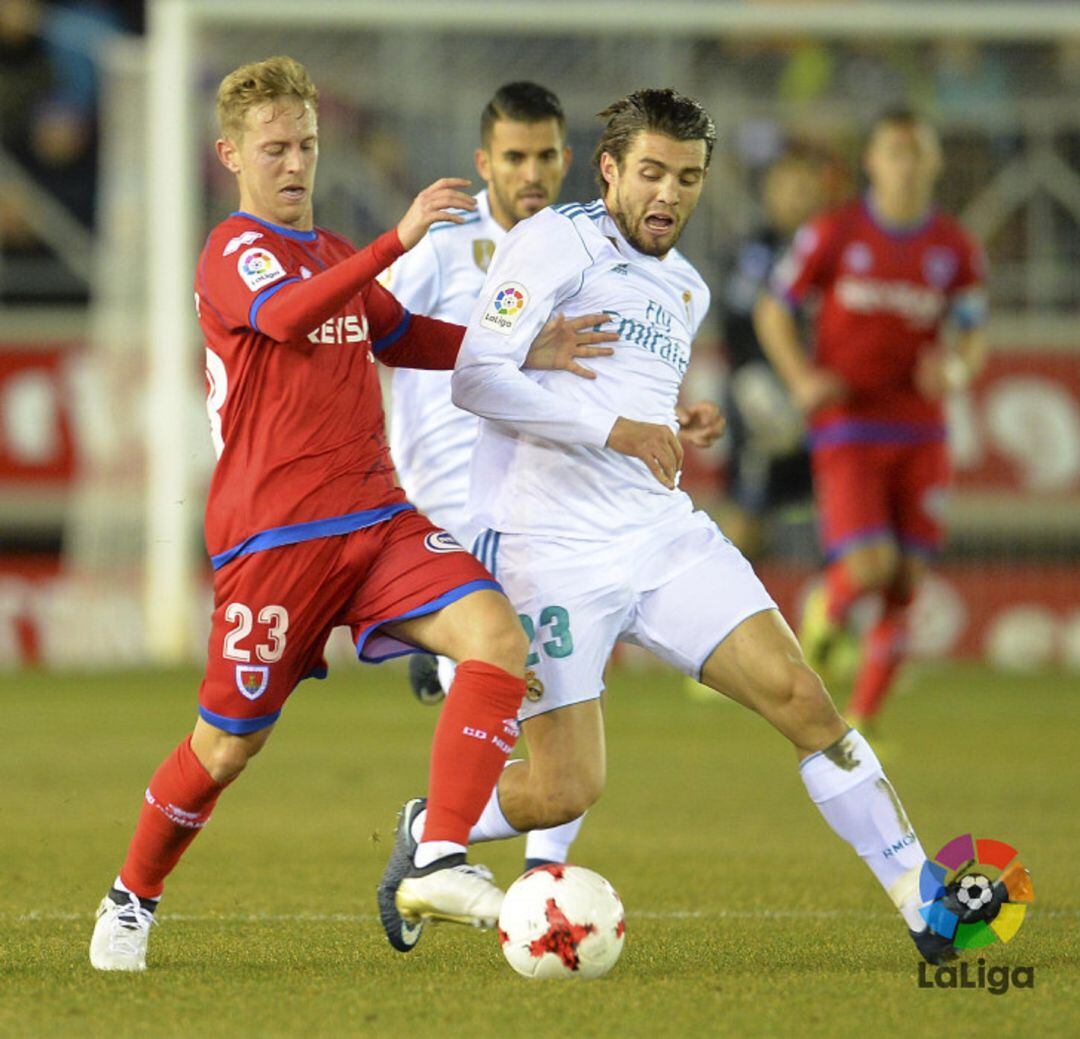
left=382, top=84, right=588, bottom=872
left=381, top=89, right=964, bottom=965
left=385, top=83, right=571, bottom=700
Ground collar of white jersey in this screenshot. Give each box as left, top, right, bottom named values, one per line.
left=474, top=189, right=498, bottom=234
left=591, top=199, right=675, bottom=265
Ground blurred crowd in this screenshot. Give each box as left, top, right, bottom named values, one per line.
left=5, top=9, right=1080, bottom=308
left=0, top=0, right=141, bottom=303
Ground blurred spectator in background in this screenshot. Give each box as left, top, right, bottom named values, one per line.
left=717, top=145, right=831, bottom=558
left=776, top=38, right=836, bottom=107
left=0, top=0, right=54, bottom=258
left=933, top=40, right=1011, bottom=119
left=0, top=0, right=134, bottom=302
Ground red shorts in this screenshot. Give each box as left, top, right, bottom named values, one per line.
left=811, top=441, right=950, bottom=563
left=198, top=509, right=499, bottom=734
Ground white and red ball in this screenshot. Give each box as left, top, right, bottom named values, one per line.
left=497, top=864, right=625, bottom=980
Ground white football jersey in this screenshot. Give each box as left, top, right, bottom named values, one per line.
left=384, top=190, right=505, bottom=528
left=452, top=198, right=710, bottom=540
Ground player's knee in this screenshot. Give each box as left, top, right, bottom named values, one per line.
left=773, top=660, right=835, bottom=724
left=193, top=728, right=270, bottom=784
left=464, top=610, right=530, bottom=674
left=542, top=766, right=604, bottom=825
left=847, top=542, right=900, bottom=591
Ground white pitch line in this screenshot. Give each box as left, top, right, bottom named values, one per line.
left=3, top=909, right=832, bottom=923
left=5, top=907, right=1075, bottom=923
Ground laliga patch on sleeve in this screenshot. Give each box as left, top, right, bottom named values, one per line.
left=237, top=247, right=287, bottom=292
left=481, top=281, right=529, bottom=336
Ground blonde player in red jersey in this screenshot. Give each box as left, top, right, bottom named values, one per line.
left=89, top=55, right=615, bottom=971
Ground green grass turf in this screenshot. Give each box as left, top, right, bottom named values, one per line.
left=0, top=661, right=1077, bottom=1038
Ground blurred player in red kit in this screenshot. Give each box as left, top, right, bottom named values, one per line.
left=756, top=108, right=988, bottom=736
left=88, top=55, right=613, bottom=971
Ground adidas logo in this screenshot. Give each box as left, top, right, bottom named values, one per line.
left=612, top=263, right=630, bottom=276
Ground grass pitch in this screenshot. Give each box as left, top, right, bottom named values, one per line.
left=1, top=660, right=1077, bottom=1038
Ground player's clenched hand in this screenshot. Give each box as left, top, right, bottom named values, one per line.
left=397, top=178, right=477, bottom=250
left=676, top=401, right=725, bottom=448
left=791, top=366, right=847, bottom=415
left=606, top=417, right=684, bottom=490
left=523, top=312, right=617, bottom=379
left=915, top=346, right=969, bottom=400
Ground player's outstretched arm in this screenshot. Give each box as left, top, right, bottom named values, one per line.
left=451, top=208, right=621, bottom=448
left=252, top=179, right=475, bottom=342
left=522, top=312, right=616, bottom=379
left=255, top=228, right=406, bottom=341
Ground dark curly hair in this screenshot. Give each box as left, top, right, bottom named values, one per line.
left=593, top=88, right=716, bottom=193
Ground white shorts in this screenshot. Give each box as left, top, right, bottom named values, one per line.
left=482, top=510, right=777, bottom=722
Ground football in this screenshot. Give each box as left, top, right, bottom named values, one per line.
left=498, top=864, right=626, bottom=980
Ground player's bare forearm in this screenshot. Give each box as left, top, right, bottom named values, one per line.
left=955, top=327, right=987, bottom=381
left=754, top=293, right=846, bottom=415
left=753, top=293, right=810, bottom=390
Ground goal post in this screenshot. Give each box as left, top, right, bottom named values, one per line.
left=144, top=0, right=201, bottom=663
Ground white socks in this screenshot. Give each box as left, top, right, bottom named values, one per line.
left=410, top=760, right=585, bottom=865
left=410, top=779, right=521, bottom=852
left=799, top=729, right=927, bottom=929
left=113, top=875, right=160, bottom=904
left=468, top=780, right=523, bottom=843
left=412, top=839, right=465, bottom=869
left=526, top=815, right=585, bottom=864
left=436, top=655, right=456, bottom=695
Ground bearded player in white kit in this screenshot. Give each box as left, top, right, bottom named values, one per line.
left=380, top=89, right=962, bottom=965
left=384, top=83, right=722, bottom=876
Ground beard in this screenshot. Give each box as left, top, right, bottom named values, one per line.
left=609, top=188, right=685, bottom=258
left=491, top=180, right=549, bottom=229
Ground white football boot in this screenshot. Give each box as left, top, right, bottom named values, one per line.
left=396, top=855, right=505, bottom=929
left=89, top=890, right=157, bottom=971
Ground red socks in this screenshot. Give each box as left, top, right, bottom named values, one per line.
left=118, top=662, right=526, bottom=893
left=825, top=559, right=861, bottom=625
left=119, top=736, right=226, bottom=899
left=849, top=593, right=912, bottom=721
left=422, top=660, right=525, bottom=845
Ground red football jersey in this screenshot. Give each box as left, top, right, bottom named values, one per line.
left=195, top=213, right=448, bottom=569
left=772, top=197, right=986, bottom=444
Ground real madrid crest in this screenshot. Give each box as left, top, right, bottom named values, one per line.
left=525, top=669, right=545, bottom=702
left=473, top=239, right=496, bottom=272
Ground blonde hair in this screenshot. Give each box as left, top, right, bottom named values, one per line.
left=216, top=56, right=318, bottom=140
